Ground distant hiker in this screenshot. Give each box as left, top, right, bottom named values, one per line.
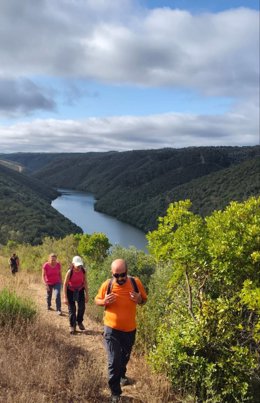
left=9, top=253, right=19, bottom=275
left=95, top=258, right=147, bottom=403
left=42, top=253, right=62, bottom=315
left=63, top=255, right=88, bottom=334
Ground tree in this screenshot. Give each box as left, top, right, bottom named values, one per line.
left=146, top=197, right=260, bottom=402
left=77, top=233, right=111, bottom=264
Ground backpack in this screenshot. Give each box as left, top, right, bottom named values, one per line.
left=68, top=266, right=86, bottom=280
left=106, top=276, right=139, bottom=294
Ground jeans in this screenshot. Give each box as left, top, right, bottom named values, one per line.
left=67, top=288, right=85, bottom=327
left=46, top=283, right=61, bottom=311
left=103, top=326, right=136, bottom=396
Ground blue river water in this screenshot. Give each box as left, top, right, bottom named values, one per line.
left=51, top=189, right=148, bottom=252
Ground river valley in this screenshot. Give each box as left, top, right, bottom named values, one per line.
left=52, top=189, right=148, bottom=252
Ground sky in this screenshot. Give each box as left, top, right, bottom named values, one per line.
left=0, top=0, right=259, bottom=153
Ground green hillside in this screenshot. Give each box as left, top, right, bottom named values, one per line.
left=32, top=146, right=260, bottom=229
left=115, top=156, right=260, bottom=231
left=1, top=146, right=259, bottom=234
left=0, top=164, right=82, bottom=245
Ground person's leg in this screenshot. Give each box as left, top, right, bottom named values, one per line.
left=103, top=326, right=122, bottom=397
left=67, top=288, right=76, bottom=330
left=11, top=265, right=17, bottom=275
left=46, top=285, right=53, bottom=309
left=53, top=283, right=61, bottom=311
left=76, top=288, right=85, bottom=327
left=119, top=329, right=136, bottom=379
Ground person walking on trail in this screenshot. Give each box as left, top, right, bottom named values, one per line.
left=42, top=253, right=62, bottom=315
left=95, top=258, right=147, bottom=403
left=9, top=253, right=19, bottom=275
left=63, top=255, right=88, bottom=334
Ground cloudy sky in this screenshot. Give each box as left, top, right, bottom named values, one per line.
left=0, top=0, right=259, bottom=153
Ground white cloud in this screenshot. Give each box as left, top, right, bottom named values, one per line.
left=0, top=1, right=258, bottom=95
left=0, top=0, right=259, bottom=151
left=0, top=107, right=257, bottom=153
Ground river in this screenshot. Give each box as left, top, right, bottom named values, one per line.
left=51, top=189, right=148, bottom=252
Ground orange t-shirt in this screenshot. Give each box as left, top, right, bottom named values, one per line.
left=95, top=277, right=147, bottom=332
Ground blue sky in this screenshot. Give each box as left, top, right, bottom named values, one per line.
left=0, top=0, right=259, bottom=152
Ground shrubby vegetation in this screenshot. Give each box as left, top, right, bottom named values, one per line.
left=0, top=288, right=37, bottom=325
left=138, top=196, right=260, bottom=402
left=1, top=196, right=259, bottom=402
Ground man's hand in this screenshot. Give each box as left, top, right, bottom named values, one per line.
left=104, top=292, right=116, bottom=306
left=129, top=291, right=142, bottom=304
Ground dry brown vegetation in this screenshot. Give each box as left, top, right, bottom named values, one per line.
left=0, top=259, right=177, bottom=403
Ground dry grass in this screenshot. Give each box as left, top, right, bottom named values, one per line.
left=0, top=319, right=105, bottom=402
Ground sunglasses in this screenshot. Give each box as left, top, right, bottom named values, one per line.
left=113, top=272, right=127, bottom=279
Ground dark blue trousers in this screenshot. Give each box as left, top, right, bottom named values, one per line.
left=103, top=326, right=136, bottom=396
left=67, top=288, right=85, bottom=327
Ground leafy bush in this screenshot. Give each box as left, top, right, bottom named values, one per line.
left=145, top=197, right=260, bottom=402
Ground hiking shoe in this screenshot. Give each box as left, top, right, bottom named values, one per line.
left=47, top=306, right=52, bottom=311
left=57, top=310, right=62, bottom=316
left=70, top=327, right=76, bottom=334
left=120, top=376, right=130, bottom=386
left=110, top=395, right=120, bottom=403
left=78, top=323, right=85, bottom=331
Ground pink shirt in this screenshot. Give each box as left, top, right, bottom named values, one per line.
left=43, top=262, right=61, bottom=285
left=68, top=269, right=85, bottom=291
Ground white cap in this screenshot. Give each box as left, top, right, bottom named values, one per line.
left=72, top=256, right=84, bottom=267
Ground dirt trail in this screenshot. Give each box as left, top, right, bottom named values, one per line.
left=27, top=280, right=172, bottom=403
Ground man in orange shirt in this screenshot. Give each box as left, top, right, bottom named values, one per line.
left=95, top=258, right=147, bottom=403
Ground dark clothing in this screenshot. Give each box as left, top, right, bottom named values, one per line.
left=67, top=287, right=85, bottom=327
left=103, top=325, right=136, bottom=396
left=9, top=256, right=19, bottom=275
left=47, top=283, right=61, bottom=311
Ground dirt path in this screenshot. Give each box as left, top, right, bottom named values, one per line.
left=27, top=280, right=174, bottom=403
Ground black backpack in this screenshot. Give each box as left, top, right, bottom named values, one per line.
left=106, top=276, right=139, bottom=294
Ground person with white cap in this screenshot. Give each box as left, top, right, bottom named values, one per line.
left=63, top=255, right=88, bottom=334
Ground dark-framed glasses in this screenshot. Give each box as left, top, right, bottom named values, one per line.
left=113, top=272, right=127, bottom=279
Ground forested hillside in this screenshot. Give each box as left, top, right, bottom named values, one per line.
left=0, top=164, right=82, bottom=245
left=1, top=146, right=259, bottom=233
left=32, top=146, right=260, bottom=231
left=115, top=156, right=260, bottom=231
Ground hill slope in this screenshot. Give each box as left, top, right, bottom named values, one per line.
left=0, top=165, right=82, bottom=244
left=115, top=156, right=260, bottom=231
left=1, top=146, right=259, bottom=233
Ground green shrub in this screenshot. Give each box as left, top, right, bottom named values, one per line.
left=0, top=288, right=37, bottom=325
left=145, top=197, right=260, bottom=402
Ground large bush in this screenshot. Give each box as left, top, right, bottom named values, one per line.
left=145, top=197, right=260, bottom=402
